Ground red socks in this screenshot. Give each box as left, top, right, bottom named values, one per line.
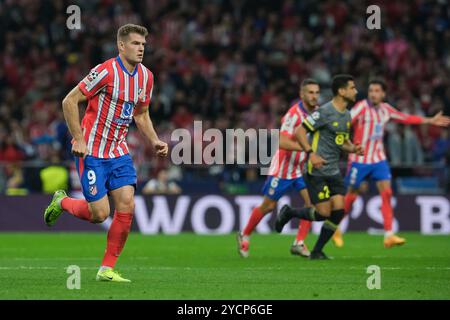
left=380, top=188, right=393, bottom=232
left=61, top=197, right=92, bottom=222
left=343, top=189, right=394, bottom=232
left=243, top=206, right=311, bottom=241
left=243, top=207, right=265, bottom=236
left=243, top=206, right=312, bottom=240
left=101, top=211, right=134, bottom=268
left=62, top=198, right=133, bottom=268
left=344, top=192, right=357, bottom=215
left=295, top=219, right=311, bottom=242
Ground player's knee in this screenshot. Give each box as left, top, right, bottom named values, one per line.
left=91, top=215, right=108, bottom=224
left=264, top=202, right=276, bottom=212
left=126, top=202, right=135, bottom=213
left=90, top=208, right=110, bottom=223
left=259, top=199, right=276, bottom=213
left=117, top=195, right=135, bottom=213
left=316, top=209, right=331, bottom=218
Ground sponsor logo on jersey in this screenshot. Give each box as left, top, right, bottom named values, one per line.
left=113, top=101, right=135, bottom=125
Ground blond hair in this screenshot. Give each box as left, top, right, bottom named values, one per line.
left=117, top=24, right=148, bottom=41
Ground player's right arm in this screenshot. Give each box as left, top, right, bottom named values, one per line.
left=62, top=86, right=87, bottom=158
left=63, top=63, right=111, bottom=158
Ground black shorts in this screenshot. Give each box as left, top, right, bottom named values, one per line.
left=304, top=173, right=346, bottom=204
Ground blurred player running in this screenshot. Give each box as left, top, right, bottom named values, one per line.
left=332, top=79, right=450, bottom=248
left=275, top=75, right=364, bottom=260
left=44, top=24, right=168, bottom=282
left=237, top=79, right=320, bottom=258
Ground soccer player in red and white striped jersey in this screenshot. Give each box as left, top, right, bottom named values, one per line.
left=237, top=79, right=320, bottom=258
left=334, top=79, right=450, bottom=248
left=44, top=24, right=168, bottom=282
left=77, top=52, right=154, bottom=158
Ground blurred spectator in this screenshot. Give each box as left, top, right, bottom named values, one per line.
left=0, top=136, right=24, bottom=162
left=50, top=109, right=72, bottom=160
left=39, top=151, right=69, bottom=194
left=0, top=0, right=449, bottom=189
left=432, top=128, right=450, bottom=164
left=142, top=169, right=181, bottom=195
left=388, top=124, right=424, bottom=166
left=171, top=105, right=194, bottom=129
left=4, top=163, right=25, bottom=195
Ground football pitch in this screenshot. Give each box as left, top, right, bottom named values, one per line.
left=0, top=232, right=449, bottom=300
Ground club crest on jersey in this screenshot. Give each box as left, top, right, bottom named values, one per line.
left=89, top=185, right=97, bottom=196
left=138, top=87, right=146, bottom=102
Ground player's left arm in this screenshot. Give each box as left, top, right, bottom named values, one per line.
left=422, top=111, right=450, bottom=127
left=133, top=106, right=168, bottom=157
left=387, top=104, right=450, bottom=127
left=342, top=138, right=364, bottom=155
left=279, top=133, right=303, bottom=151
left=278, top=111, right=303, bottom=151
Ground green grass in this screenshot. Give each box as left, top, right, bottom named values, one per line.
left=0, top=232, right=449, bottom=299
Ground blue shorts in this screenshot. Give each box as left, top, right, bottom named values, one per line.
left=345, top=160, right=391, bottom=189
left=262, top=176, right=307, bottom=201
left=75, top=154, right=137, bottom=202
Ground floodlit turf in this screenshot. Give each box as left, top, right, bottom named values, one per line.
left=0, top=232, right=449, bottom=300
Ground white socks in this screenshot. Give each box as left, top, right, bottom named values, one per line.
left=384, top=231, right=394, bottom=238
left=99, top=266, right=112, bottom=272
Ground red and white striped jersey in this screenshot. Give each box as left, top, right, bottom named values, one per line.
left=349, top=99, right=424, bottom=164
left=268, top=101, right=311, bottom=179
left=77, top=56, right=154, bottom=158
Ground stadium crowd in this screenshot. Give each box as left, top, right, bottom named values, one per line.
left=0, top=0, right=449, bottom=193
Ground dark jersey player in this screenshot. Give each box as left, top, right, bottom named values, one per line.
left=237, top=79, right=320, bottom=258
left=275, top=74, right=364, bottom=260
